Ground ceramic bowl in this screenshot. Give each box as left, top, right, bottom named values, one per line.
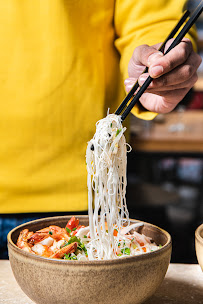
left=8, top=215, right=172, bottom=304
left=195, top=223, right=203, bottom=271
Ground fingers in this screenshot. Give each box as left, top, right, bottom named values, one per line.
left=125, top=39, right=201, bottom=114
left=125, top=72, right=198, bottom=93
left=128, top=43, right=163, bottom=78
left=125, top=42, right=201, bottom=93
left=148, top=38, right=194, bottom=78
left=139, top=87, right=191, bottom=114
left=146, top=73, right=198, bottom=92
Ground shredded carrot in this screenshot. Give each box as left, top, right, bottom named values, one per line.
left=142, top=247, right=147, bottom=253
left=113, top=229, right=118, bottom=237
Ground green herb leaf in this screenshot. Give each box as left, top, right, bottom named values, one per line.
left=121, top=247, right=130, bottom=255
left=68, top=236, right=87, bottom=255
left=159, top=244, right=162, bottom=248
left=64, top=253, right=78, bottom=260
left=110, top=123, right=112, bottom=128
left=48, top=231, right=53, bottom=235
left=66, top=227, right=72, bottom=235
left=72, top=227, right=77, bottom=231
left=116, top=128, right=121, bottom=137
left=83, top=235, right=87, bottom=238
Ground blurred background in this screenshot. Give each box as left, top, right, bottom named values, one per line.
left=126, top=0, right=203, bottom=264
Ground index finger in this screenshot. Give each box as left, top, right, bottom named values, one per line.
left=148, top=38, right=193, bottom=78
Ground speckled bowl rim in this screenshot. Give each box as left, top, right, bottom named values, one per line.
left=8, top=215, right=172, bottom=266
left=195, top=223, right=203, bottom=245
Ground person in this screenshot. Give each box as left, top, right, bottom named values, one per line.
left=0, top=0, right=201, bottom=258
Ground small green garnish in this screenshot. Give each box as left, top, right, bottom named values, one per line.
left=121, top=247, right=130, bottom=255
left=64, top=253, right=78, bottom=260
left=118, top=242, right=121, bottom=247
left=72, top=227, right=77, bottom=231
left=68, top=236, right=87, bottom=255
left=159, top=244, right=162, bottom=248
left=66, top=227, right=72, bottom=235
left=48, top=231, right=53, bottom=235
left=116, top=128, right=121, bottom=136
left=110, top=123, right=112, bottom=127
left=117, top=253, right=122, bottom=257
left=83, top=235, right=87, bottom=238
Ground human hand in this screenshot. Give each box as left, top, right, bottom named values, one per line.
left=125, top=38, right=202, bottom=113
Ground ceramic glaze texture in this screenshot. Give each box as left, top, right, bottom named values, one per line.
left=195, top=223, right=203, bottom=271
left=8, top=216, right=172, bottom=304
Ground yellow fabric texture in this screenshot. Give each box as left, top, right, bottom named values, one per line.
left=0, top=0, right=196, bottom=213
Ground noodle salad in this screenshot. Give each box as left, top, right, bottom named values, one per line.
left=16, top=216, right=161, bottom=260
left=16, top=113, right=161, bottom=260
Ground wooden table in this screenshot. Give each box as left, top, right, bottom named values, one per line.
left=130, top=110, right=203, bottom=153
left=0, top=260, right=202, bottom=304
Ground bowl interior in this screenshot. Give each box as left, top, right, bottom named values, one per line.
left=9, top=215, right=170, bottom=251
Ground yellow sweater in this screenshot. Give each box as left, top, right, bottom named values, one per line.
left=0, top=0, right=196, bottom=213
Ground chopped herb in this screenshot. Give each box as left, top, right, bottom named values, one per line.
left=66, top=227, right=72, bottom=235
left=121, top=247, right=130, bottom=255
left=117, top=253, right=122, bottom=257
left=68, top=236, right=87, bottom=255
left=48, top=231, right=53, bottom=235
left=123, top=241, right=126, bottom=246
left=68, top=236, right=80, bottom=244
left=110, top=123, right=112, bottom=128
left=64, top=253, right=78, bottom=260
left=72, top=227, right=77, bottom=231
left=118, top=242, right=121, bottom=247
left=159, top=244, right=162, bottom=248
left=83, top=235, right=87, bottom=238
left=131, top=238, right=135, bottom=242
left=116, top=128, right=121, bottom=136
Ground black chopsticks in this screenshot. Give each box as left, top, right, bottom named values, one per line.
left=115, top=1, right=203, bottom=122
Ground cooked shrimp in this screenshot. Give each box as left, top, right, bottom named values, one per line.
left=36, top=225, right=69, bottom=242
left=131, top=231, right=151, bottom=246
left=32, top=243, right=54, bottom=257
left=65, top=217, right=79, bottom=231
left=16, top=229, right=34, bottom=253
left=27, top=232, right=49, bottom=245
left=50, top=242, right=77, bottom=259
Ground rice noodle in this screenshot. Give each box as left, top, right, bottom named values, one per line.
left=86, top=113, right=129, bottom=260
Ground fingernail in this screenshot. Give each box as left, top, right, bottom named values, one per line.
left=151, top=66, right=163, bottom=77
left=124, top=79, right=132, bottom=84
left=148, top=52, right=163, bottom=65
left=139, top=74, right=148, bottom=85
left=126, top=84, right=134, bottom=91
